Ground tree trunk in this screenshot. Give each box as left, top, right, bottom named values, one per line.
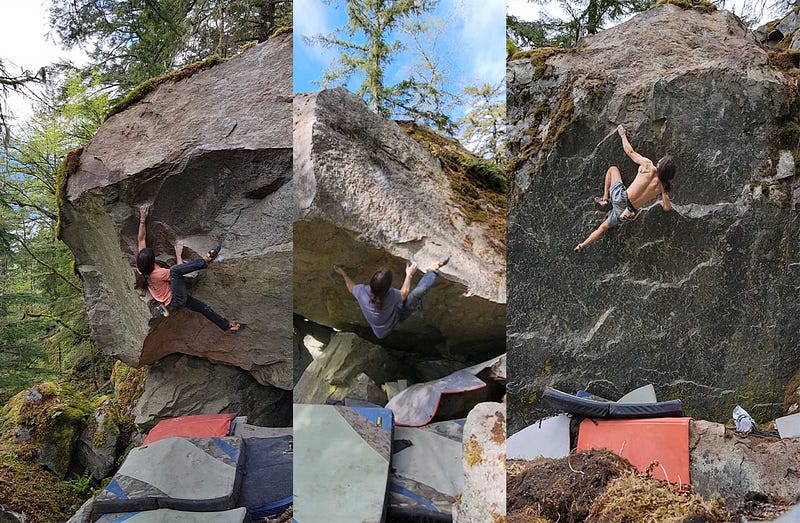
left=259, top=0, right=276, bottom=41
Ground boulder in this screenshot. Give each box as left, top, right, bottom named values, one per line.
left=58, top=32, right=293, bottom=389
left=293, top=332, right=403, bottom=404
left=786, top=368, right=800, bottom=415
left=132, top=354, right=291, bottom=429
left=293, top=315, right=332, bottom=385
left=453, top=402, right=506, bottom=523
left=293, top=88, right=506, bottom=355
left=75, top=407, right=119, bottom=479
left=1, top=382, right=93, bottom=479
left=506, top=5, right=800, bottom=432
left=690, top=420, right=800, bottom=502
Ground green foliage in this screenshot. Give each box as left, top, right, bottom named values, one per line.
left=49, top=0, right=292, bottom=90
left=398, top=121, right=507, bottom=244
left=67, top=470, right=94, bottom=494
left=509, top=0, right=650, bottom=49
left=0, top=72, right=108, bottom=405
left=458, top=82, right=507, bottom=164
left=308, top=0, right=439, bottom=117
left=653, top=0, right=717, bottom=11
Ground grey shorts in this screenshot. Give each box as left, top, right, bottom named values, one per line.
left=606, top=181, right=637, bottom=228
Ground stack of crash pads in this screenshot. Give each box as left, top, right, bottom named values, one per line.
left=95, top=508, right=250, bottom=523
left=93, top=437, right=245, bottom=515
left=389, top=419, right=465, bottom=521
left=523, top=386, right=691, bottom=486
left=294, top=404, right=393, bottom=523
left=87, top=413, right=292, bottom=522
left=239, top=435, right=293, bottom=519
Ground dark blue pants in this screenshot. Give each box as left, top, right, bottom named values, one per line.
left=396, top=270, right=439, bottom=322
left=168, top=259, right=230, bottom=331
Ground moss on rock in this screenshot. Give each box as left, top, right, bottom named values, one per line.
left=509, top=47, right=569, bottom=80
left=0, top=439, right=85, bottom=523
left=104, top=54, right=227, bottom=121
left=1, top=382, right=94, bottom=478
left=396, top=121, right=507, bottom=246
left=54, top=147, right=84, bottom=241
left=654, top=0, right=717, bottom=13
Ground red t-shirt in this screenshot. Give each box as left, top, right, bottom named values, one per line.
left=147, top=265, right=172, bottom=305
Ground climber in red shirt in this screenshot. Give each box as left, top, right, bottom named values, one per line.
left=575, top=126, right=675, bottom=252
left=134, top=203, right=241, bottom=332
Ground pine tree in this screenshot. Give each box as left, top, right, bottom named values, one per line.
left=310, top=0, right=438, bottom=116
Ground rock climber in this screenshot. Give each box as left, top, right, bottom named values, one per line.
left=575, top=125, right=676, bottom=252
left=333, top=256, right=450, bottom=339
left=135, top=203, right=241, bottom=332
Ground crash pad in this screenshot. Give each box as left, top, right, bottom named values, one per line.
left=507, top=414, right=571, bottom=460
left=386, top=370, right=487, bottom=427
left=142, top=413, right=236, bottom=445
left=240, top=435, right=293, bottom=519
left=93, top=437, right=244, bottom=515
left=388, top=420, right=465, bottom=521
left=95, top=508, right=249, bottom=523
left=577, top=417, right=691, bottom=486
left=776, top=413, right=800, bottom=439
left=617, top=384, right=657, bottom=404
left=542, top=387, right=683, bottom=419
left=294, top=404, right=393, bottom=523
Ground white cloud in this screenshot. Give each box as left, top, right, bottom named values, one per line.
left=294, top=0, right=338, bottom=66
left=449, top=0, right=505, bottom=86
left=0, top=0, right=87, bottom=123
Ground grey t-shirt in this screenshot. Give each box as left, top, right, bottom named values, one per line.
left=352, top=284, right=403, bottom=339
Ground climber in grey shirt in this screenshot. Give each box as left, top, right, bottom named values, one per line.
left=334, top=256, right=450, bottom=339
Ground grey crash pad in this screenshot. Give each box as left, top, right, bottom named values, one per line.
left=95, top=508, right=249, bottom=523
left=618, top=384, right=657, bottom=404
left=294, top=404, right=393, bottom=523
left=389, top=419, right=465, bottom=520
left=93, top=437, right=243, bottom=515
left=776, top=412, right=800, bottom=439
left=507, top=414, right=571, bottom=460
left=385, top=370, right=487, bottom=427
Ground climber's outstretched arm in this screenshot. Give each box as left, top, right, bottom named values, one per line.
left=334, top=265, right=355, bottom=293
left=618, top=126, right=648, bottom=166
left=137, top=204, right=150, bottom=252
left=575, top=221, right=610, bottom=252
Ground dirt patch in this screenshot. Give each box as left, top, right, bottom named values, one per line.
left=587, top=472, right=729, bottom=522
left=726, top=492, right=795, bottom=521
left=507, top=450, right=634, bottom=523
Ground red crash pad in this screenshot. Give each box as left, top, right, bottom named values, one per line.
left=577, top=417, right=691, bottom=486
left=143, top=413, right=237, bottom=445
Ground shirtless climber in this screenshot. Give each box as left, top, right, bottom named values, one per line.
left=334, top=256, right=450, bottom=339
left=575, top=125, right=676, bottom=252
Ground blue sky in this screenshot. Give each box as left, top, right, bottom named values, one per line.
left=293, top=0, right=506, bottom=121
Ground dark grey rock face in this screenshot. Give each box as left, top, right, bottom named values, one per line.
left=59, top=33, right=293, bottom=389
left=506, top=6, right=800, bottom=433
left=132, top=354, right=291, bottom=429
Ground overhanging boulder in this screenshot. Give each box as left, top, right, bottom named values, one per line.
left=59, top=33, right=293, bottom=388
left=293, top=88, right=506, bottom=355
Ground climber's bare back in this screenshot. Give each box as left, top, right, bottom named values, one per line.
left=626, top=159, right=664, bottom=209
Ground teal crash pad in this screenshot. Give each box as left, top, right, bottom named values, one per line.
left=294, top=405, right=393, bottom=523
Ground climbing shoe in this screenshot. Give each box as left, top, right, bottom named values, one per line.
left=157, top=304, right=170, bottom=317
left=206, top=241, right=222, bottom=261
